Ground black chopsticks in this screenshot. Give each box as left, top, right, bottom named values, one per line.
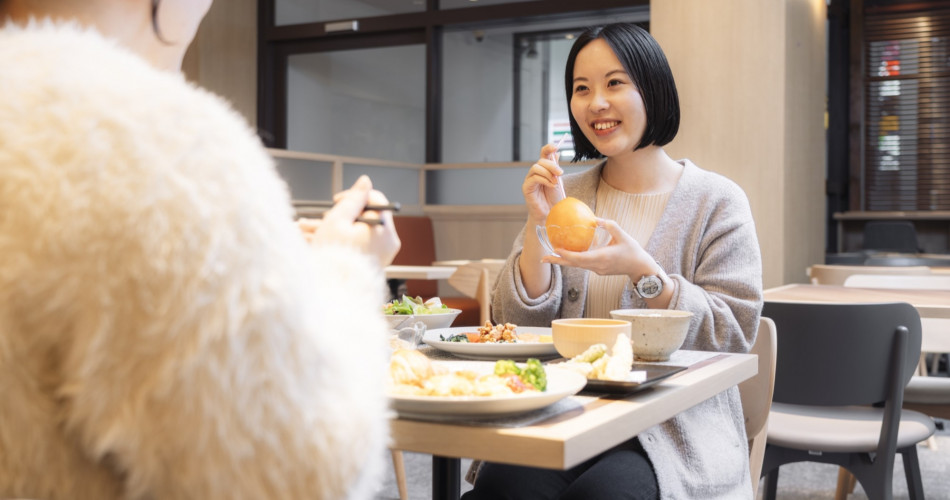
left=293, top=200, right=401, bottom=226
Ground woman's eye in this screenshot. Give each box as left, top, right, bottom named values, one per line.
left=574, top=85, right=589, bottom=93
left=607, top=79, right=625, bottom=87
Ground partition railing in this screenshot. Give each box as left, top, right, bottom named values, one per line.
left=268, top=148, right=597, bottom=214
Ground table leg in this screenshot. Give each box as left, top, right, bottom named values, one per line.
left=432, top=455, right=461, bottom=500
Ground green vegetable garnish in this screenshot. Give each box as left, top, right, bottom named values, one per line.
left=519, top=358, right=547, bottom=391
left=493, top=358, right=547, bottom=392
left=494, top=360, right=521, bottom=377
left=440, top=333, right=469, bottom=343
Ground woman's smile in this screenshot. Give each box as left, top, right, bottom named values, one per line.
left=591, top=120, right=621, bottom=136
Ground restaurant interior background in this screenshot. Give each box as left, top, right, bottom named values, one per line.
left=181, top=0, right=948, bottom=292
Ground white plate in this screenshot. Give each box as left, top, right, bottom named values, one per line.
left=423, top=326, right=559, bottom=360
left=389, top=361, right=587, bottom=419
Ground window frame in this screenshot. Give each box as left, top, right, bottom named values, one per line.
left=257, top=0, right=648, bottom=161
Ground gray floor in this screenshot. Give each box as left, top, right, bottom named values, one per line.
left=374, top=423, right=950, bottom=500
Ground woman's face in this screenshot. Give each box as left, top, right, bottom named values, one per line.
left=569, top=38, right=647, bottom=159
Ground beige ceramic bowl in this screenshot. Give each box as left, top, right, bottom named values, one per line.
left=550, top=318, right=632, bottom=359
left=385, top=309, right=462, bottom=331
left=609, top=309, right=694, bottom=361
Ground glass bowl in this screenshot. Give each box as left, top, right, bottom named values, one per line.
left=389, top=320, right=427, bottom=350
left=536, top=225, right=611, bottom=257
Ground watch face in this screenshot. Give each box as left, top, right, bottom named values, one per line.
left=638, top=275, right=662, bottom=298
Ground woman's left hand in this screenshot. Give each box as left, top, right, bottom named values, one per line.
left=540, top=219, right=654, bottom=278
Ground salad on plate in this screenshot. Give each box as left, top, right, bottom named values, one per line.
left=384, top=295, right=450, bottom=315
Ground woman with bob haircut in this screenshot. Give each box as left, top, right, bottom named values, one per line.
left=468, top=23, right=763, bottom=499
left=0, top=0, right=400, bottom=498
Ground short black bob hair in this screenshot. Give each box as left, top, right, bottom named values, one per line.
left=565, top=23, right=680, bottom=161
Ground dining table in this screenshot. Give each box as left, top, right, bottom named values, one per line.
left=763, top=283, right=950, bottom=320
left=389, top=349, right=757, bottom=500
left=384, top=264, right=458, bottom=281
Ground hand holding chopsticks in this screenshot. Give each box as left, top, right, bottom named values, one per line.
left=297, top=175, right=401, bottom=268
left=293, top=200, right=401, bottom=226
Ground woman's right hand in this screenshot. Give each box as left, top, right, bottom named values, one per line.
left=302, top=175, right=401, bottom=269
left=522, top=143, right=565, bottom=224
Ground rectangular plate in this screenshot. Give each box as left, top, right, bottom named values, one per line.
left=581, top=363, right=688, bottom=394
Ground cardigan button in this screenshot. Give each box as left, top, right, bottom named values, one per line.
left=567, top=288, right=579, bottom=301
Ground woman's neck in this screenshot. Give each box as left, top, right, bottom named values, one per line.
left=0, top=1, right=184, bottom=72
left=600, top=145, right=683, bottom=194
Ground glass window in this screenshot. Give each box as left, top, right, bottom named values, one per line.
left=862, top=9, right=950, bottom=211
left=275, top=0, right=425, bottom=26
left=439, top=8, right=648, bottom=164
left=273, top=156, right=335, bottom=201
left=425, top=165, right=592, bottom=204
left=516, top=31, right=579, bottom=162
left=286, top=44, right=427, bottom=164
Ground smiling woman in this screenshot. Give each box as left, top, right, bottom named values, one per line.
left=474, top=23, right=764, bottom=500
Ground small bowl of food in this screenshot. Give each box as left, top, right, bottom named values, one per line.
left=550, top=318, right=632, bottom=359
left=608, top=309, right=693, bottom=361
left=384, top=295, right=462, bottom=331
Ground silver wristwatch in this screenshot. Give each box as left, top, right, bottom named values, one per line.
left=634, top=275, right=663, bottom=299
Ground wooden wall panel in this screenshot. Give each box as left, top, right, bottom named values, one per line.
left=652, top=0, right=826, bottom=288
left=425, top=205, right=527, bottom=297
left=182, top=0, right=258, bottom=124
left=783, top=0, right=828, bottom=285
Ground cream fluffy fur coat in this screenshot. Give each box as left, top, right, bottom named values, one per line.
left=0, top=22, right=391, bottom=499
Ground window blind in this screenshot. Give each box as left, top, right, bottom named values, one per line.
left=864, top=6, right=950, bottom=211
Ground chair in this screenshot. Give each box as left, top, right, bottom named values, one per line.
left=391, top=216, right=481, bottom=326
left=806, top=264, right=931, bottom=286
left=759, top=301, right=935, bottom=500
left=843, top=274, right=950, bottom=376
left=446, top=259, right=505, bottom=325
left=862, top=221, right=922, bottom=254
left=903, top=376, right=950, bottom=420
left=738, top=317, right=777, bottom=499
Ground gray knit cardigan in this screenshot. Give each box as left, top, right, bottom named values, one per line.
left=490, top=159, right=764, bottom=499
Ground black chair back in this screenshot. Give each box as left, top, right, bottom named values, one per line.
left=762, top=301, right=921, bottom=407
left=862, top=221, right=921, bottom=253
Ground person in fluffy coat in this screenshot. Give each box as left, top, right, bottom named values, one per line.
left=0, top=0, right=401, bottom=498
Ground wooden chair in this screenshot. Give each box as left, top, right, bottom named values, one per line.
left=446, top=259, right=505, bottom=325
left=806, top=264, right=931, bottom=286
left=760, top=301, right=935, bottom=500
left=738, top=317, right=777, bottom=499
left=903, top=376, right=950, bottom=420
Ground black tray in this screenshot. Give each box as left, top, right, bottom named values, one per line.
left=581, top=363, right=688, bottom=394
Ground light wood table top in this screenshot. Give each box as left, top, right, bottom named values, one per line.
left=390, top=351, right=756, bottom=500
left=764, top=283, right=950, bottom=319
left=384, top=265, right=457, bottom=280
